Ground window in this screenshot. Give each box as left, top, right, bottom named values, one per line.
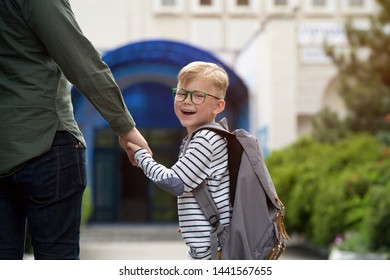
left=312, top=0, right=326, bottom=6
left=341, top=0, right=374, bottom=14
left=190, top=0, right=223, bottom=15
left=237, top=0, right=250, bottom=6
left=227, top=0, right=259, bottom=15
left=153, top=0, right=184, bottom=14
left=349, top=0, right=364, bottom=6
left=200, top=0, right=212, bottom=6
left=274, top=0, right=288, bottom=5
left=267, top=0, right=296, bottom=14
left=303, top=0, right=335, bottom=15
left=162, top=0, right=176, bottom=6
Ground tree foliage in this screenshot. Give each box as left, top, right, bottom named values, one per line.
left=312, top=108, right=348, bottom=143
left=322, top=0, right=390, bottom=136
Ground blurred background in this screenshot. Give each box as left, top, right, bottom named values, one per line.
left=66, top=0, right=389, bottom=260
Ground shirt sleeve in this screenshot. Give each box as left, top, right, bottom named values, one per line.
left=134, top=149, right=185, bottom=197
left=22, top=0, right=134, bottom=135
left=134, top=132, right=215, bottom=195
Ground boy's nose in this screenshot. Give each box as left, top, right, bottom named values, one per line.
left=183, top=93, right=193, bottom=104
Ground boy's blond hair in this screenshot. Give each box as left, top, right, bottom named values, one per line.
left=178, top=61, right=229, bottom=98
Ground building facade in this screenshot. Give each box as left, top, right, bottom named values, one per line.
left=72, top=0, right=377, bottom=150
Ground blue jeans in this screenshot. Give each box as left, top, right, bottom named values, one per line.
left=0, top=131, right=87, bottom=260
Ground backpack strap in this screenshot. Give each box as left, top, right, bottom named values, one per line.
left=192, top=182, right=225, bottom=260
left=188, top=121, right=242, bottom=206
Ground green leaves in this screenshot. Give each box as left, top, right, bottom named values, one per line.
left=323, top=0, right=390, bottom=136
left=266, top=134, right=390, bottom=253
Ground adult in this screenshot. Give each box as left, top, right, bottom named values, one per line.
left=0, top=0, right=151, bottom=259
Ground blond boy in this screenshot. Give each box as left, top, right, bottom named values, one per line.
left=125, top=61, right=230, bottom=259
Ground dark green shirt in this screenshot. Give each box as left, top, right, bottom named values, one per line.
left=0, top=0, right=135, bottom=176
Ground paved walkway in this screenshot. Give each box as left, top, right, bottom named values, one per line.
left=23, top=224, right=326, bottom=260
left=80, top=240, right=326, bottom=260
left=79, top=224, right=327, bottom=260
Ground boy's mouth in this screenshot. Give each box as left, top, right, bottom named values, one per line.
left=181, top=109, right=195, bottom=115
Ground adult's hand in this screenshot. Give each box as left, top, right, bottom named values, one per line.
left=119, top=127, right=152, bottom=164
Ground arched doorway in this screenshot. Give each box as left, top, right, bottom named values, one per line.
left=72, top=40, right=249, bottom=223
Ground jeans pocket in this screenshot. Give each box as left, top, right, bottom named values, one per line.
left=23, top=143, right=86, bottom=205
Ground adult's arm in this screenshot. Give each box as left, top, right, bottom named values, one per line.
left=22, top=0, right=134, bottom=135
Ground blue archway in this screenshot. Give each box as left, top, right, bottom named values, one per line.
left=72, top=39, right=248, bottom=130
left=71, top=40, right=249, bottom=222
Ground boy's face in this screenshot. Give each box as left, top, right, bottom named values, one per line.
left=174, top=78, right=225, bottom=134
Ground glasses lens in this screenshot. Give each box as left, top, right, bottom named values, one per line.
left=191, top=91, right=206, bottom=105
left=172, top=89, right=207, bottom=104
left=174, top=88, right=187, bottom=102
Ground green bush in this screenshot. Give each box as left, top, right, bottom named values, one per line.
left=361, top=163, right=390, bottom=252
left=312, top=108, right=348, bottom=143
left=82, top=186, right=93, bottom=225
left=266, top=133, right=390, bottom=253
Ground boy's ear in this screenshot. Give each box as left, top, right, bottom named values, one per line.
left=213, top=99, right=225, bottom=115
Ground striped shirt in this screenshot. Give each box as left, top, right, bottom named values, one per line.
left=134, top=129, right=231, bottom=259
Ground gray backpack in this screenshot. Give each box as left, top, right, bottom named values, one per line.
left=182, top=118, right=289, bottom=260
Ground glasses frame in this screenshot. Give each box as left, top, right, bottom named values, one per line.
left=172, top=88, right=221, bottom=105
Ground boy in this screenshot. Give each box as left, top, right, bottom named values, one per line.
left=124, top=61, right=230, bottom=260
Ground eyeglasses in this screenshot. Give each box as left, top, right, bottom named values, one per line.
left=172, top=88, right=221, bottom=105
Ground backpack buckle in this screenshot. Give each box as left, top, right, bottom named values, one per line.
left=209, top=215, right=219, bottom=228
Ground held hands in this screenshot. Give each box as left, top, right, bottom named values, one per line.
left=125, top=141, right=142, bottom=154
left=119, top=127, right=152, bottom=165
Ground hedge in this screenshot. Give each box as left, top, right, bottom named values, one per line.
left=266, top=133, right=390, bottom=253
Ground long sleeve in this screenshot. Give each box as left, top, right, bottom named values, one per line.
left=22, top=0, right=134, bottom=135
left=134, top=149, right=185, bottom=196
left=134, top=130, right=226, bottom=195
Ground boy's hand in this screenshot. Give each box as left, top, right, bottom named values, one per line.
left=124, top=142, right=143, bottom=167
left=125, top=141, right=142, bottom=154
left=119, top=127, right=152, bottom=165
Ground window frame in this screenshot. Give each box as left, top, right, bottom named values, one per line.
left=227, top=0, right=260, bottom=16
left=190, top=0, right=223, bottom=16
left=302, top=0, right=337, bottom=15
left=341, top=0, right=375, bottom=15
left=153, top=0, right=184, bottom=15
left=266, top=0, right=297, bottom=14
